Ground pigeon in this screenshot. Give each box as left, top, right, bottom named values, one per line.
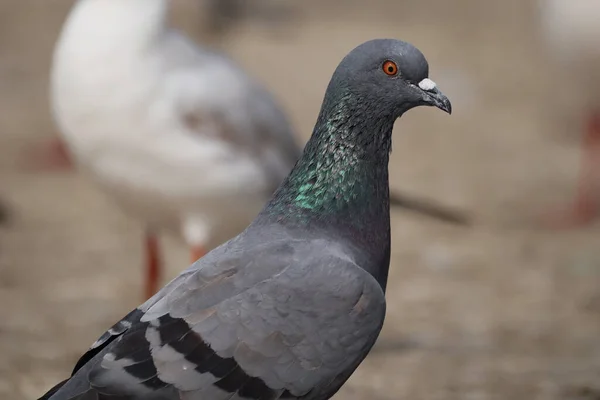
left=538, top=0, right=600, bottom=226
left=38, top=38, right=452, bottom=400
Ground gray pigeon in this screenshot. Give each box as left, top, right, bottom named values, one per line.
left=39, top=38, right=451, bottom=400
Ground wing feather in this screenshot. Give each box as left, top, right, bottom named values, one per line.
left=49, top=239, right=385, bottom=400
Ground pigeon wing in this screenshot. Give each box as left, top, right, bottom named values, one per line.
left=50, top=239, right=385, bottom=400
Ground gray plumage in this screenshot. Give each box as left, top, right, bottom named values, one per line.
left=40, top=38, right=451, bottom=400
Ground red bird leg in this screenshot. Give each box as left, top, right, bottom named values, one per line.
left=191, top=245, right=207, bottom=264
left=144, top=234, right=161, bottom=299
left=569, top=112, right=600, bottom=224
left=546, top=112, right=600, bottom=228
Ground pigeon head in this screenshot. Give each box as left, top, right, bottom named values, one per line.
left=264, top=39, right=451, bottom=241
left=327, top=39, right=451, bottom=118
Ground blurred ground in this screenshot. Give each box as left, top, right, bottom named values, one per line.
left=0, top=1, right=599, bottom=399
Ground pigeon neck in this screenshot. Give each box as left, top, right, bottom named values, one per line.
left=268, top=91, right=395, bottom=217
left=261, top=90, right=394, bottom=289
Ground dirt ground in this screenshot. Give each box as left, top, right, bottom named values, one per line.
left=0, top=1, right=599, bottom=399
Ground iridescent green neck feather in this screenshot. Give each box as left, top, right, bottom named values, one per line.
left=264, top=88, right=395, bottom=227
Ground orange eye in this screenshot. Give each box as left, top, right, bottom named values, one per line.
left=382, top=60, right=398, bottom=76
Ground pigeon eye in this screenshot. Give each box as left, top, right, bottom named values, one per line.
left=382, top=60, right=398, bottom=76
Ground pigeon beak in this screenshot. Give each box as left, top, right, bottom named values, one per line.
left=418, top=78, right=452, bottom=115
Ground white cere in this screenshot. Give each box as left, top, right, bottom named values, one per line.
left=418, top=78, right=437, bottom=91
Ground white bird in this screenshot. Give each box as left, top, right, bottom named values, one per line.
left=50, top=0, right=301, bottom=299
left=538, top=0, right=600, bottom=226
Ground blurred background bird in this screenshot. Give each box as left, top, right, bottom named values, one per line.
left=44, top=0, right=303, bottom=300
left=537, top=0, right=600, bottom=227
left=200, top=0, right=298, bottom=38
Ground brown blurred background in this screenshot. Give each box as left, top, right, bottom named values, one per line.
left=0, top=1, right=599, bottom=399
